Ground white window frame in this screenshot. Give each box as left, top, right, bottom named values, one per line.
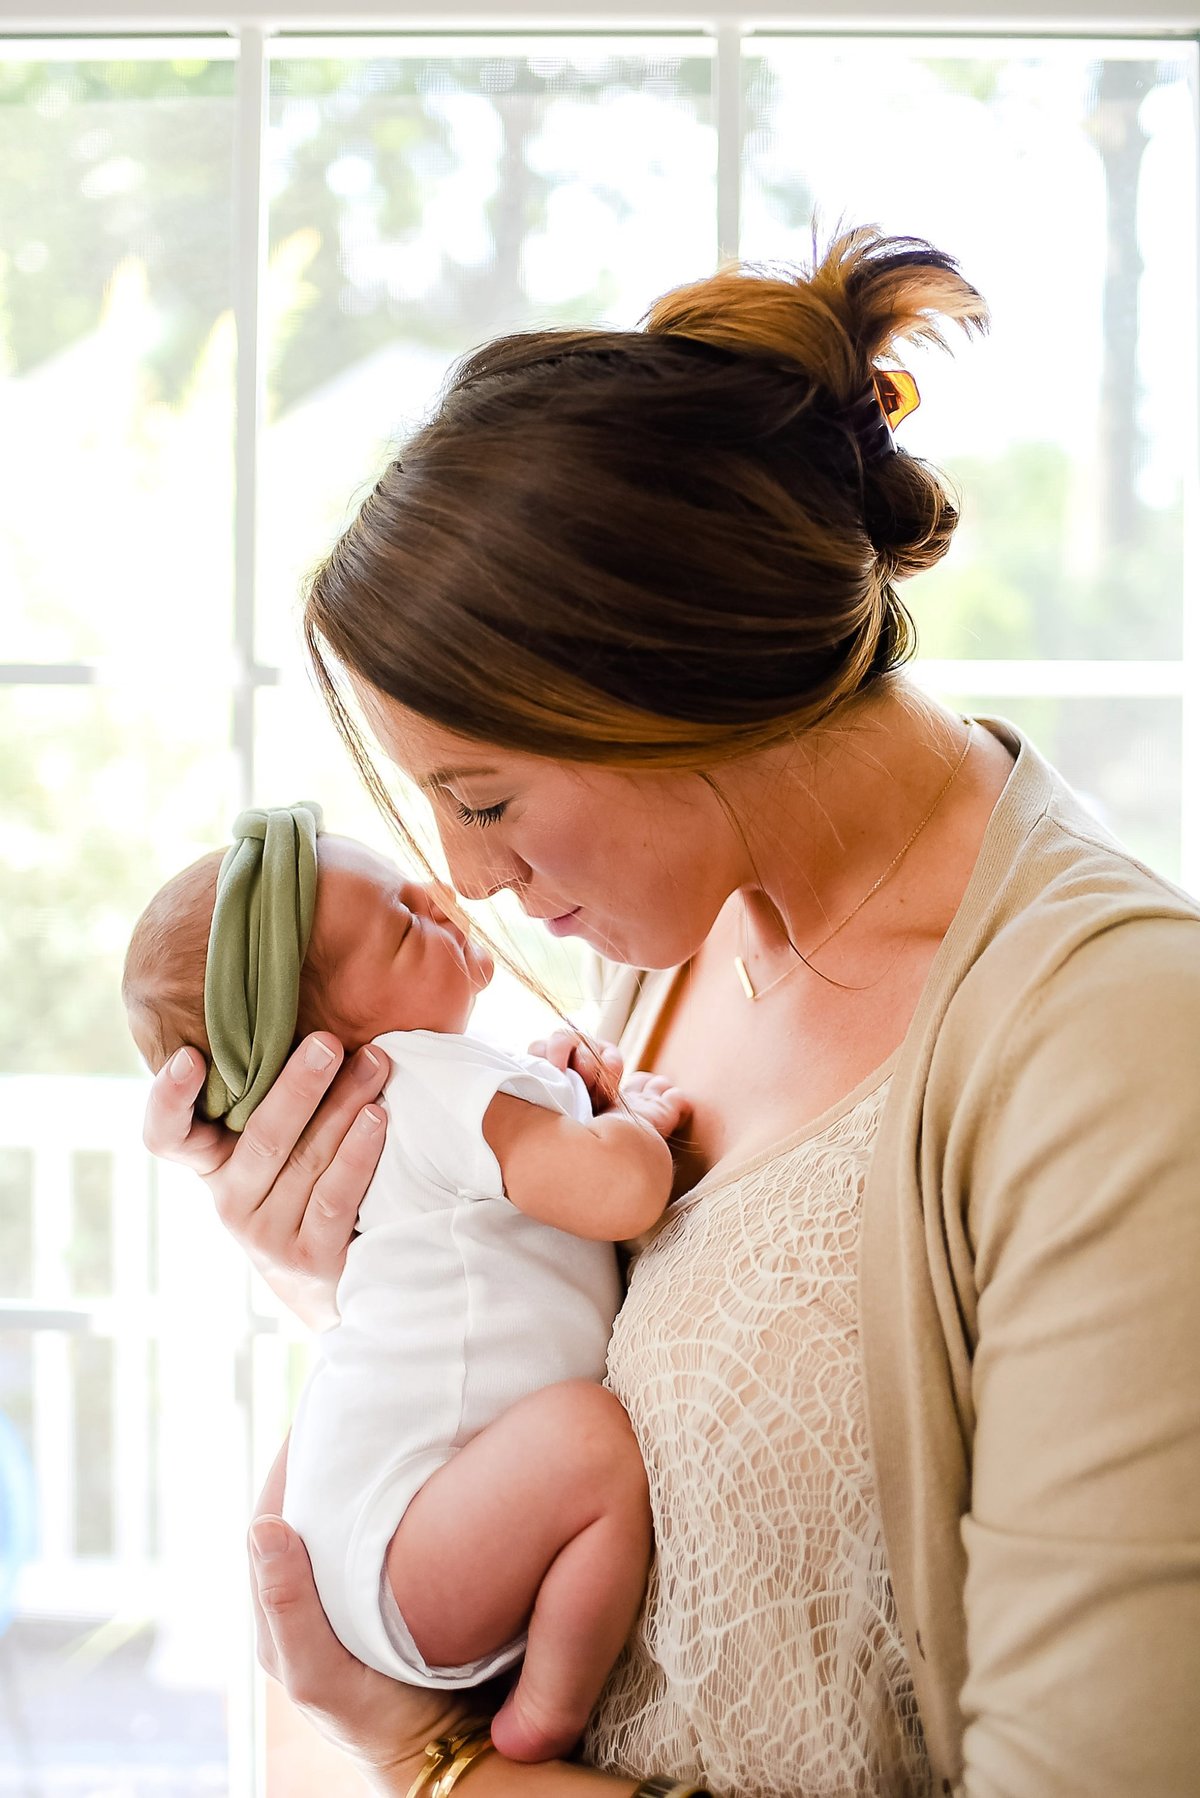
left=2, top=1, right=1198, bottom=879
left=1, top=9, right=1197, bottom=1794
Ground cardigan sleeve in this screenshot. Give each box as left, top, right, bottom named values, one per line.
left=958, top=914, right=1200, bottom=1796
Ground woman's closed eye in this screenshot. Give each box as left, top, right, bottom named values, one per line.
left=453, top=800, right=508, bottom=829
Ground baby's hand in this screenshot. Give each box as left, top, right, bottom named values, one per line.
left=527, top=1030, right=624, bottom=1113
left=621, top=1071, right=690, bottom=1140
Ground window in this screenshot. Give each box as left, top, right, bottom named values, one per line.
left=2, top=10, right=1196, bottom=1793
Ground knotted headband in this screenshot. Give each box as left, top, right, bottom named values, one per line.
left=200, top=801, right=324, bottom=1133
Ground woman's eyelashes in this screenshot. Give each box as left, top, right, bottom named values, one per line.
left=453, top=799, right=508, bottom=829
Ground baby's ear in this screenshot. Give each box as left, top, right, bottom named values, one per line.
left=295, top=955, right=325, bottom=1041
left=295, top=970, right=362, bottom=1055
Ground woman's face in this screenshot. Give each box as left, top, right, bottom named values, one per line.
left=358, top=692, right=743, bottom=970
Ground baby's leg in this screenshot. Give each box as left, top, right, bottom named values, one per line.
left=385, top=1380, right=650, bottom=1763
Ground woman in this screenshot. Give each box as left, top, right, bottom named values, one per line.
left=143, top=227, right=1200, bottom=1797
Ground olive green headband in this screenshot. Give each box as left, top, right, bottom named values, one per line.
left=200, top=801, right=324, bottom=1133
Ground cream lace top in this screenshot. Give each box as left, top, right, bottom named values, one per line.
left=584, top=1062, right=931, bottom=1798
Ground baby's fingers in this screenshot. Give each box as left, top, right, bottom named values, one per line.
left=526, top=1028, right=578, bottom=1071
left=528, top=1031, right=623, bottom=1108
left=660, top=1087, right=691, bottom=1133
left=629, top=1079, right=690, bottom=1137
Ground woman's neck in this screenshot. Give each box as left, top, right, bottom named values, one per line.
left=716, top=679, right=979, bottom=962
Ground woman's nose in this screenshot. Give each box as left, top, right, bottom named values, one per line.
left=441, top=830, right=525, bottom=905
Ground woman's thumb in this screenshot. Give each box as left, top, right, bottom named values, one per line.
left=249, top=1515, right=314, bottom=1687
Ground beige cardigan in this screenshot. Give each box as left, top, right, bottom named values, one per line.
left=590, top=719, right=1200, bottom=1798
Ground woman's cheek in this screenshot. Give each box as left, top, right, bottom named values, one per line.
left=522, top=819, right=602, bottom=891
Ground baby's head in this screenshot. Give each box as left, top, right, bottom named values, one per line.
left=123, top=814, right=493, bottom=1122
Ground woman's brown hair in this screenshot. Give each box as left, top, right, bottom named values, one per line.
left=305, top=225, right=985, bottom=772
left=302, top=224, right=987, bottom=993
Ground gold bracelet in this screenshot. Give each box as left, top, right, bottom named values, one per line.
left=405, top=1718, right=495, bottom=1798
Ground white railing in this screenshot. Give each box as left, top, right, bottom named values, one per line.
left=0, top=1076, right=288, bottom=1656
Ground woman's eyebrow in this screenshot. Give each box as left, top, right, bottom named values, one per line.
left=417, top=764, right=498, bottom=793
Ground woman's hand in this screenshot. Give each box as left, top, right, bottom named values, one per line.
left=528, top=1030, right=624, bottom=1114
left=249, top=1442, right=480, bottom=1796
left=142, top=1034, right=390, bottom=1331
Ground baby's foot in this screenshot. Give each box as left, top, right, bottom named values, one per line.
left=489, top=1683, right=586, bottom=1764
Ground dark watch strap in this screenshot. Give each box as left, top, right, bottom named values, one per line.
left=630, top=1780, right=714, bottom=1798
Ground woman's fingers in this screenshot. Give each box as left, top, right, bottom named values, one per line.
left=143, top=1034, right=390, bottom=1330
left=218, top=1033, right=348, bottom=1231
left=250, top=1439, right=291, bottom=1680
left=219, top=1037, right=388, bottom=1232
left=142, top=1046, right=236, bottom=1180
left=248, top=1514, right=469, bottom=1773
left=295, top=1098, right=387, bottom=1263
left=249, top=1516, right=356, bottom=1708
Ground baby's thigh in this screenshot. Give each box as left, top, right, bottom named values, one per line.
left=388, top=1380, right=648, bottom=1666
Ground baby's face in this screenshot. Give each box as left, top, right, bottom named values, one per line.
left=305, top=836, right=493, bottom=1046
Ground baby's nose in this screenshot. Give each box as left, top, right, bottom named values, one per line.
left=424, top=884, right=463, bottom=927
left=398, top=880, right=441, bottom=919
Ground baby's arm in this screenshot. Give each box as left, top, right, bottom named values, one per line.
left=482, top=1075, right=688, bottom=1241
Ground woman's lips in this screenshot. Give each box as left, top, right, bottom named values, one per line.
left=544, top=908, right=582, bottom=937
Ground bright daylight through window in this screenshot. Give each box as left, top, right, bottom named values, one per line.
left=0, top=11, right=1197, bottom=1795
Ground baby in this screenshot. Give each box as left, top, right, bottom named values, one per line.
left=122, top=802, right=688, bottom=1763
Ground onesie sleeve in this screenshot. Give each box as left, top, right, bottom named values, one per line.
left=372, top=1031, right=592, bottom=1203
left=957, top=915, right=1200, bottom=1797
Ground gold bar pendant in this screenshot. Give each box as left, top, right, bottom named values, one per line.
left=733, top=955, right=757, bottom=1002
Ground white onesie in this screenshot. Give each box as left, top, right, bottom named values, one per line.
left=281, top=1028, right=624, bottom=1686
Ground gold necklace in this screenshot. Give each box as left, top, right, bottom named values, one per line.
left=733, top=720, right=975, bottom=1003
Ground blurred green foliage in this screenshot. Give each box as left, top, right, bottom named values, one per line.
left=0, top=57, right=236, bottom=399
left=0, top=686, right=234, bottom=1074
left=914, top=442, right=1184, bottom=662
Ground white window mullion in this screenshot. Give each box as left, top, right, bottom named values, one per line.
left=715, top=19, right=743, bottom=262
left=233, top=25, right=268, bottom=816
left=111, top=1143, right=152, bottom=1570
left=7, top=5, right=1200, bottom=29
left=1181, top=57, right=1200, bottom=897
left=231, top=29, right=271, bottom=1798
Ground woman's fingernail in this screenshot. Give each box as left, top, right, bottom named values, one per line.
left=169, top=1048, right=193, bottom=1082
left=305, top=1038, right=337, bottom=1071
left=358, top=1105, right=384, bottom=1132
left=251, top=1519, right=288, bottom=1560
left=359, top=1046, right=384, bottom=1074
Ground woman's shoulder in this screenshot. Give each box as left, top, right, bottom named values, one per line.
left=937, top=716, right=1199, bottom=1020
left=991, top=812, right=1197, bottom=967
left=917, top=815, right=1200, bottom=1194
